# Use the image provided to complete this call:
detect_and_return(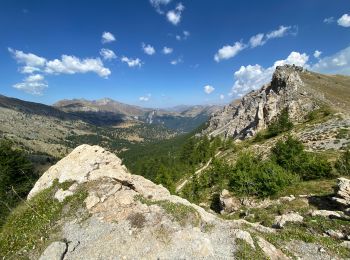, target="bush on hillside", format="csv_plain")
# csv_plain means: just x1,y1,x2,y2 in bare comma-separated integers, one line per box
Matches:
271,136,332,180
335,149,350,175
229,153,297,197
266,109,293,138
